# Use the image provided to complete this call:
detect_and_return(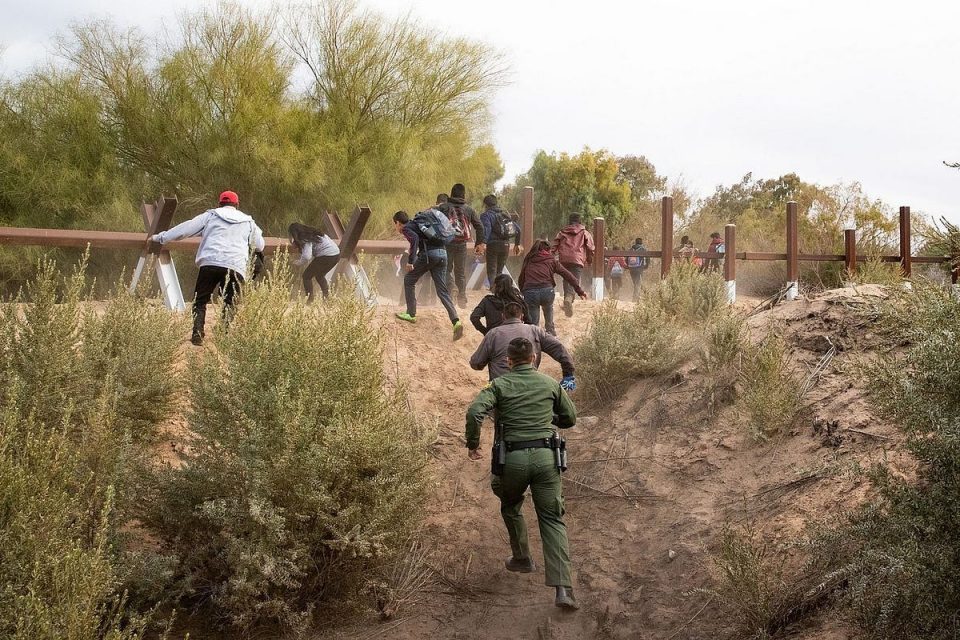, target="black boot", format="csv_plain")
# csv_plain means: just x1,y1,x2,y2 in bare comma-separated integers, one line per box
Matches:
504,556,536,573
191,305,206,346
555,586,579,610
